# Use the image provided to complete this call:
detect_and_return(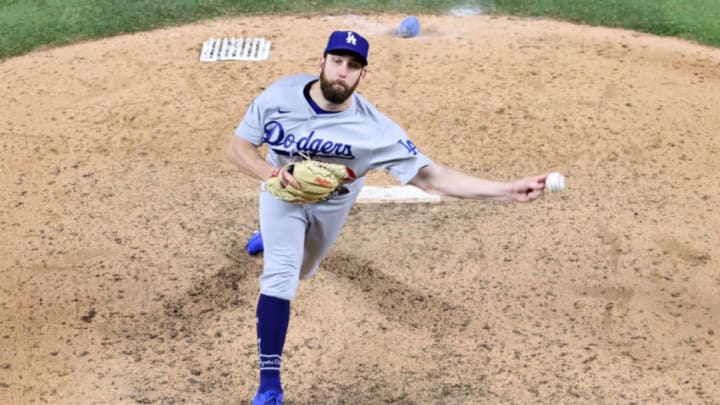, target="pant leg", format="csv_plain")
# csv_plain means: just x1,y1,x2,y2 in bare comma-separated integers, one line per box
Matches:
259,190,308,301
